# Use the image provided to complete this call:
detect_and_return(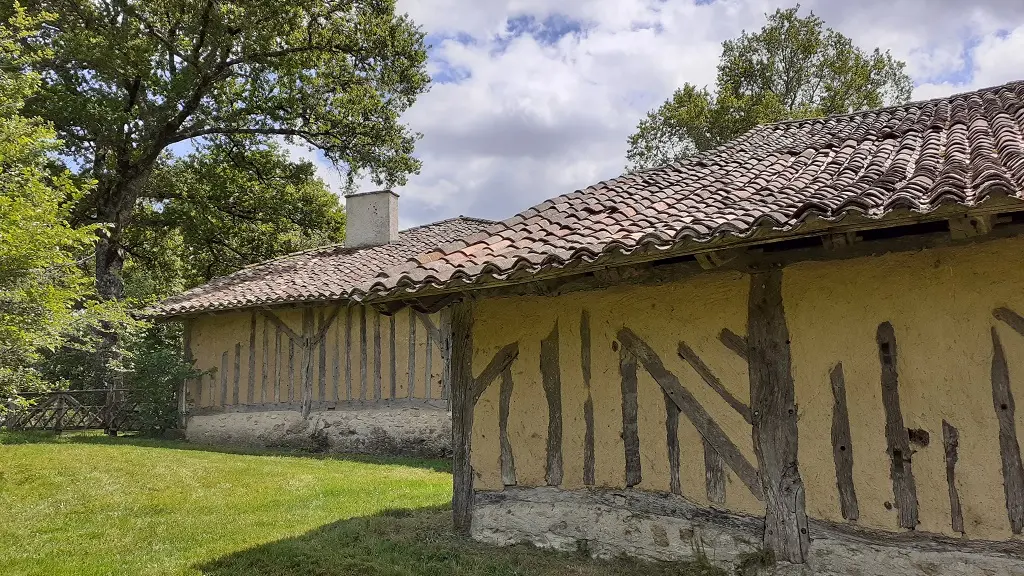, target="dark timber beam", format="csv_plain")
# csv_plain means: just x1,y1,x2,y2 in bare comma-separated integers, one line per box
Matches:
829,362,859,522
618,343,642,488
942,420,964,535
877,321,919,529
300,309,315,418
471,343,520,403
747,268,809,563
677,341,752,424
718,328,748,362
247,312,257,404
181,320,194,424
260,309,302,342
666,394,681,495
990,327,1024,534
617,328,761,498
581,310,596,486
994,307,1024,337
450,301,475,534
499,368,517,486
540,322,564,486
